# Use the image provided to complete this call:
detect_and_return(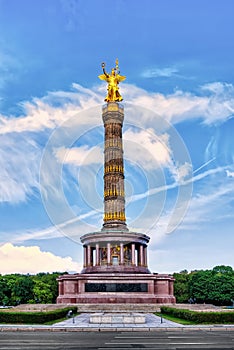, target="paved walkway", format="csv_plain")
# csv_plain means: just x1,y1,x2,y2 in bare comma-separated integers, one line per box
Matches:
0,313,233,332
53,313,183,329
